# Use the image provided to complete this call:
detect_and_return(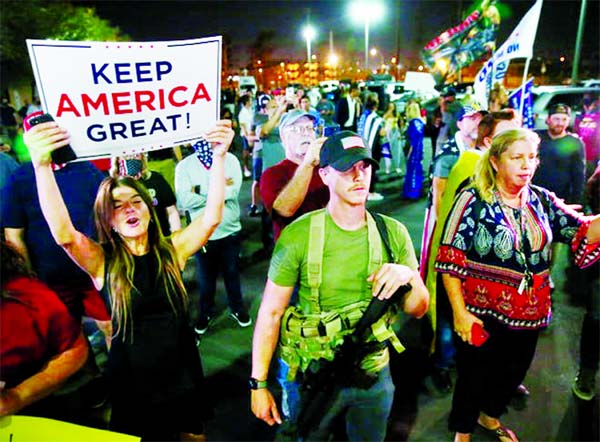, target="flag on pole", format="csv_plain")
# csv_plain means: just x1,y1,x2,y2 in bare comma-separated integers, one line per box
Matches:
421,0,500,83
508,78,535,128
474,0,544,109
